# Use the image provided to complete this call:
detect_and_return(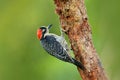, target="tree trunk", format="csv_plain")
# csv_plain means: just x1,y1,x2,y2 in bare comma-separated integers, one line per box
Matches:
54,0,108,80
